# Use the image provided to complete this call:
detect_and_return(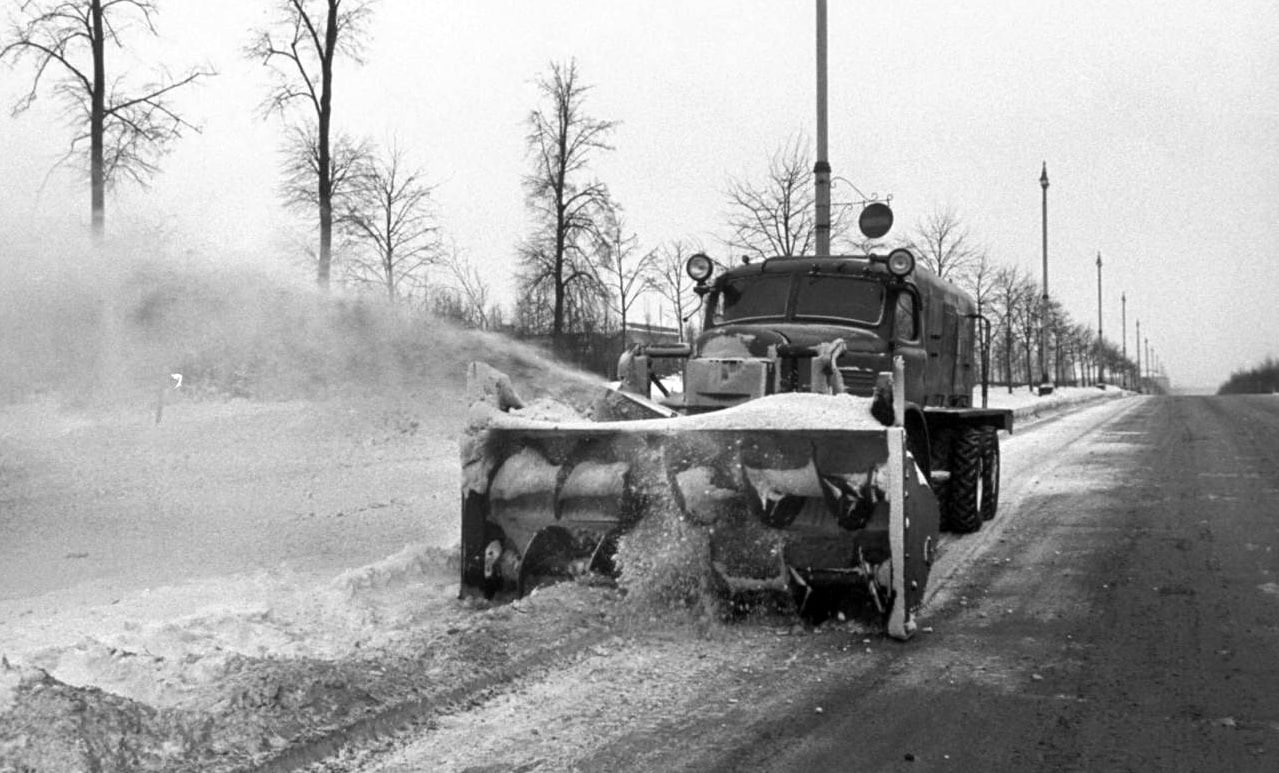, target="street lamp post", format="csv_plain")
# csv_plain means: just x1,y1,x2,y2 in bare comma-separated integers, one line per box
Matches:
813,0,831,258
1121,292,1127,389
1096,251,1104,386
1145,336,1152,389
1135,319,1142,393
1039,163,1052,395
